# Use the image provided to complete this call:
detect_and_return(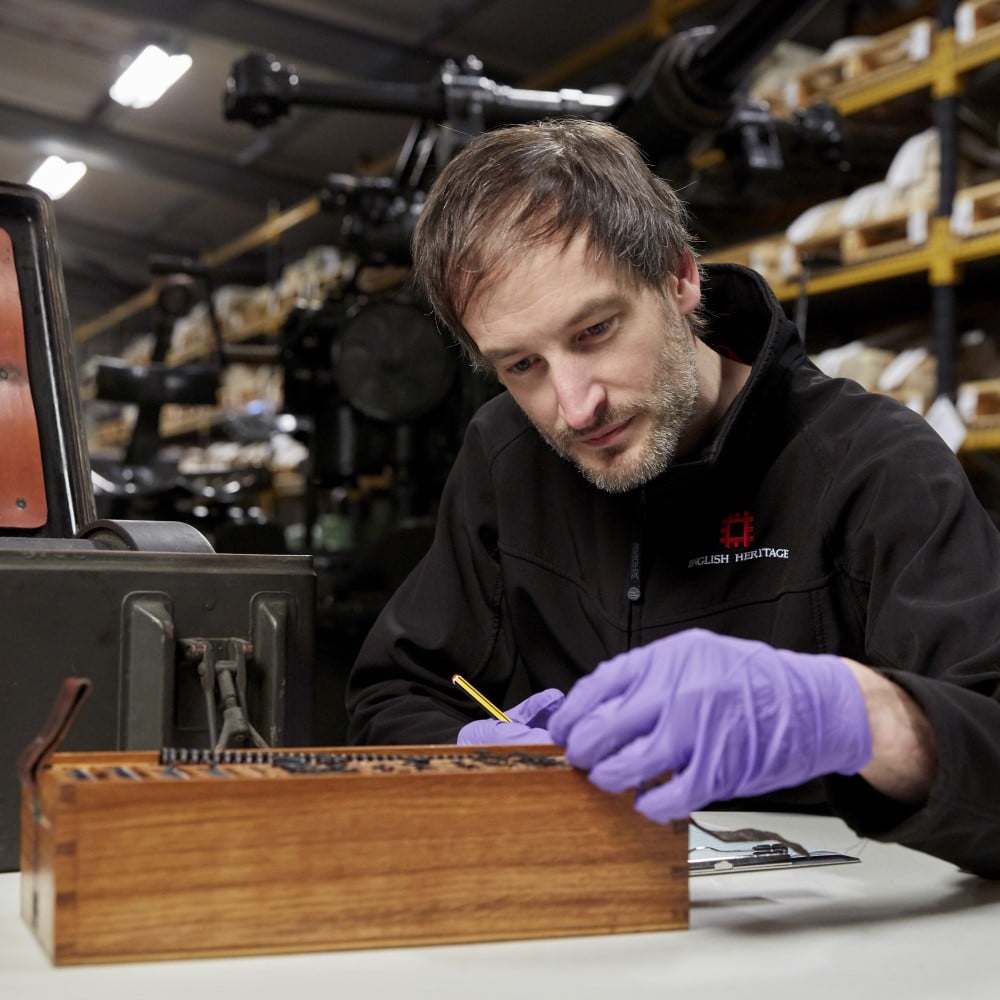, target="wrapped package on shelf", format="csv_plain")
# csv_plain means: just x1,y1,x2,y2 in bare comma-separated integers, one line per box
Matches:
787,19,934,107
238,283,284,330
710,72,913,279
169,283,281,363
277,246,352,311
158,365,282,438
748,40,822,118
848,18,934,76
784,36,873,107
178,440,272,473
120,332,155,365
875,346,937,412
701,234,798,285
952,178,1000,239
811,334,936,415
269,433,309,473
176,434,308,498
789,128,978,267
839,181,921,263
747,238,799,285
217,363,283,413
956,0,1000,44
957,330,1000,429
158,402,219,438
809,341,897,391
211,285,259,340
169,302,212,362
811,319,1000,424
885,128,944,210
786,197,849,264
958,378,1000,427
957,328,1000,384
838,129,956,263
87,404,137,452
